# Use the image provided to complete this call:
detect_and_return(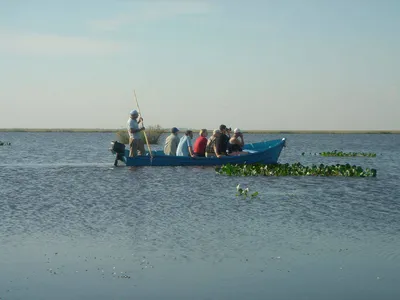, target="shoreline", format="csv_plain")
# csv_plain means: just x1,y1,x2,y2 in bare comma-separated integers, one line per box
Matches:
0,128,399,134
